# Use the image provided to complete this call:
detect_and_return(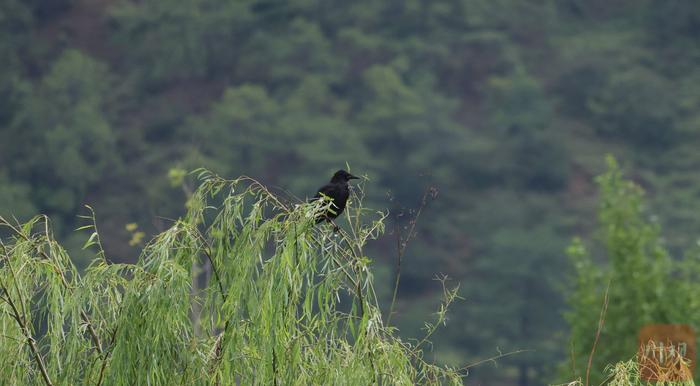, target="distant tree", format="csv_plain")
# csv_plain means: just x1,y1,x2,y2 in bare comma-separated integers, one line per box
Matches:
25,0,74,21
355,63,462,201
644,0,700,75
235,18,341,89
587,66,679,149
563,156,700,385
485,69,568,190
0,0,32,126
110,0,256,83
0,172,37,220
179,80,368,192
6,49,117,223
